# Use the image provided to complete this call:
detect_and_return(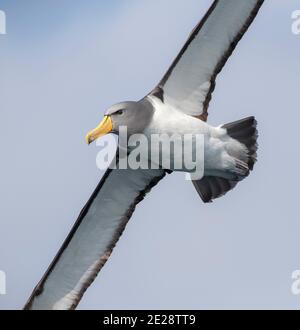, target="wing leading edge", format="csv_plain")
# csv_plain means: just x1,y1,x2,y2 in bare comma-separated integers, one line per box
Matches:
25,165,167,310
151,0,264,121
